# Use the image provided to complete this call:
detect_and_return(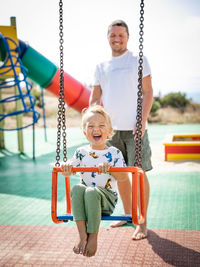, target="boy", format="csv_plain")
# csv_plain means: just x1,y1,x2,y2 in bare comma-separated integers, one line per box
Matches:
61,105,129,257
